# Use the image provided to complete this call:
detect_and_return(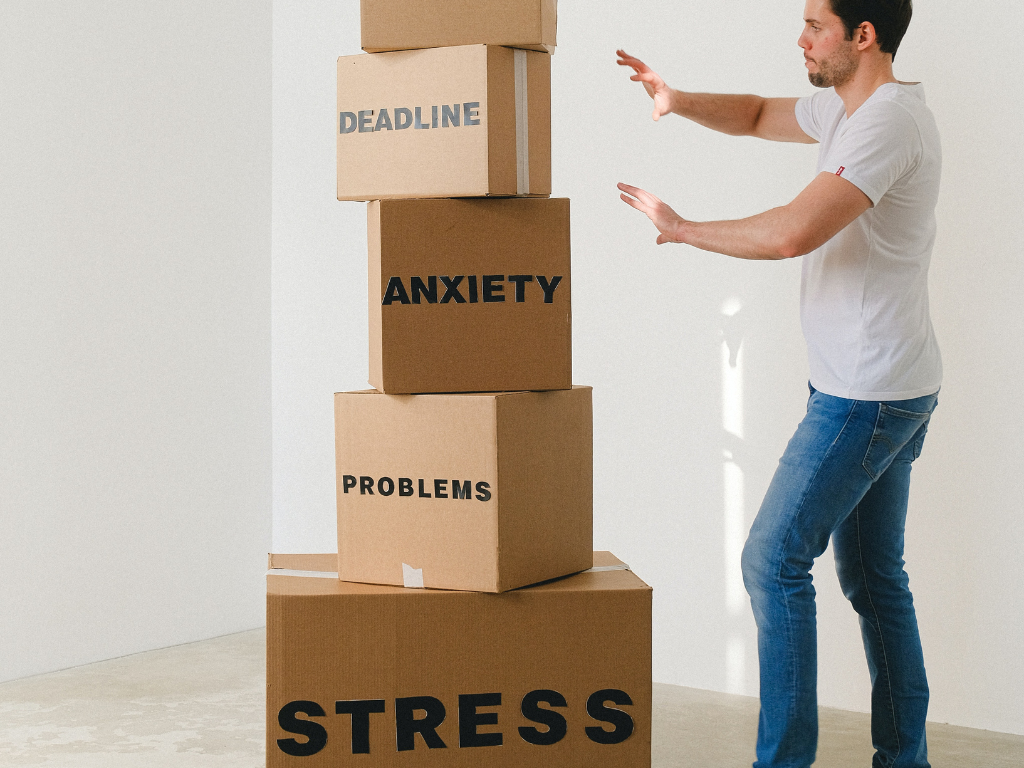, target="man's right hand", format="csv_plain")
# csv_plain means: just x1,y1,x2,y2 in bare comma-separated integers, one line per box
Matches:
615,50,814,143
616,49,674,122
